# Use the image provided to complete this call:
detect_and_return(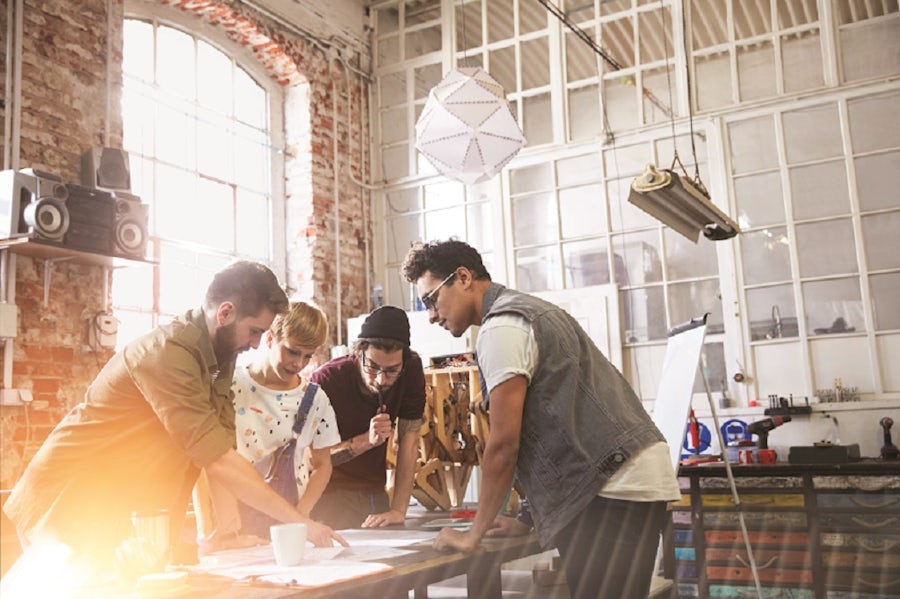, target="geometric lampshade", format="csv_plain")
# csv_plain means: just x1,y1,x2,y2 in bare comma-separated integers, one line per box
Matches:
415,67,526,185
